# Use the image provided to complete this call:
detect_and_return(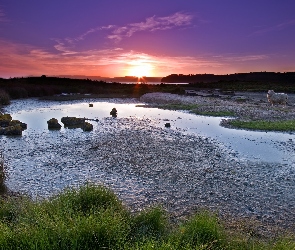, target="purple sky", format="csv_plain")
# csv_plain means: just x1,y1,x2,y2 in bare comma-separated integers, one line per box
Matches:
1,0,295,78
